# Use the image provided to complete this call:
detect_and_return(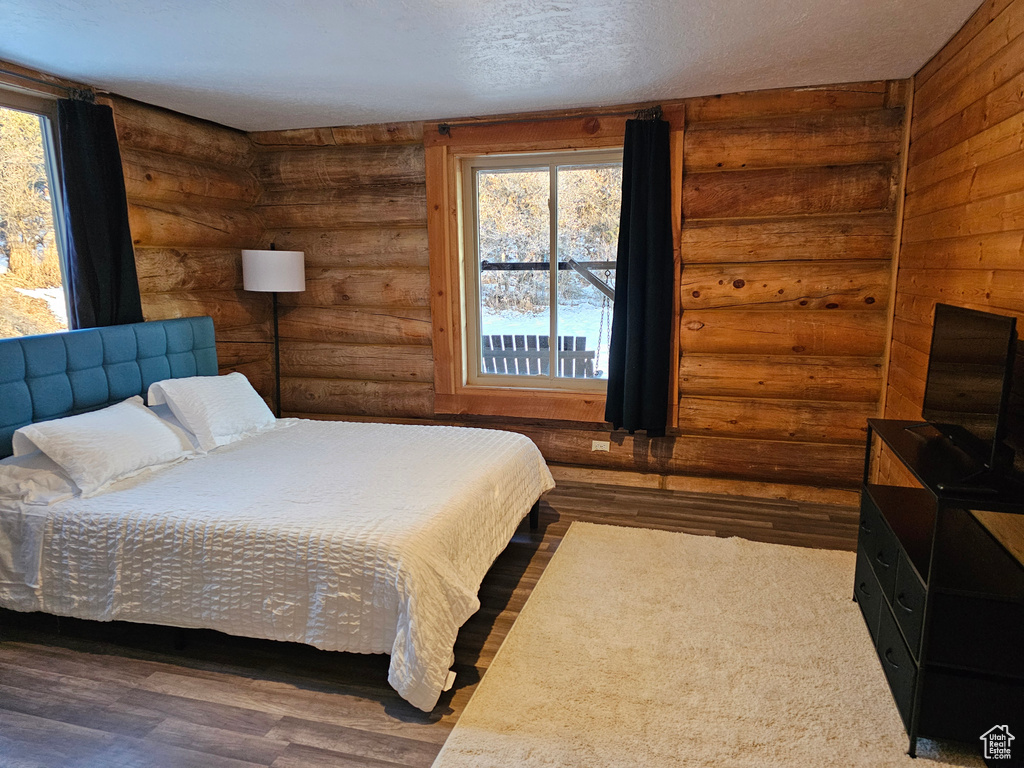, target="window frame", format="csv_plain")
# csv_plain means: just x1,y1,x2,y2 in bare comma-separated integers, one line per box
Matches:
461,148,622,392
426,111,682,424
0,87,71,329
